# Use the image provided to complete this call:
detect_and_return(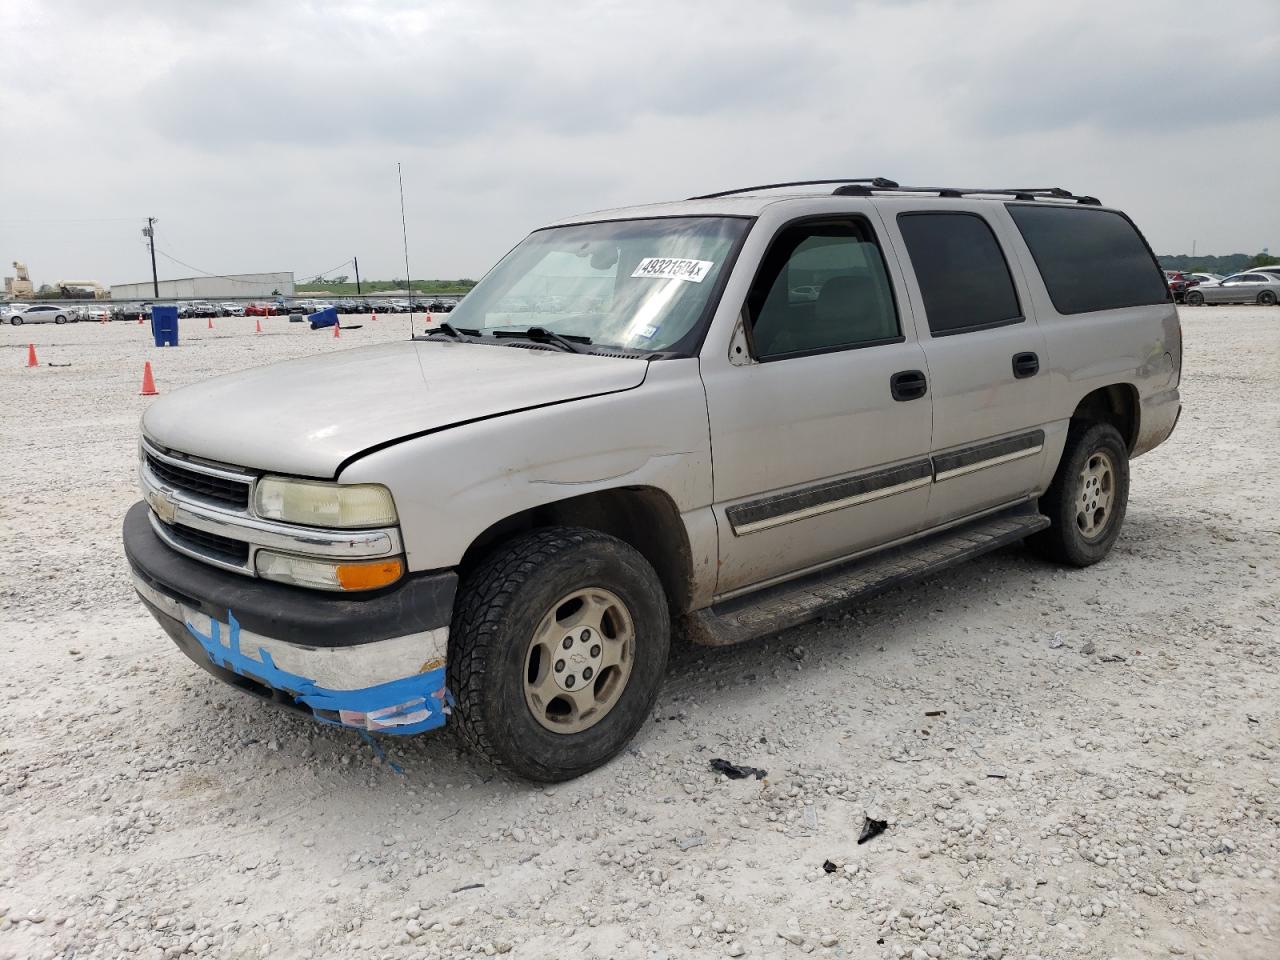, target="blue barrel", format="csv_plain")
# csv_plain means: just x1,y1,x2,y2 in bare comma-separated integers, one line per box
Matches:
151,305,179,347
308,307,339,330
